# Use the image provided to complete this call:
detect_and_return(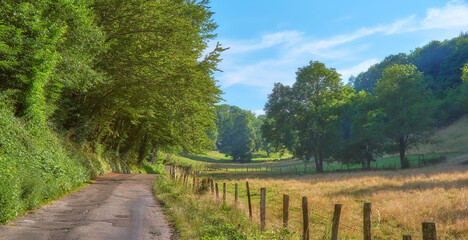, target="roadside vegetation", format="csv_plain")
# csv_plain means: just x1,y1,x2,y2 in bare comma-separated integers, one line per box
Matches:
0,0,220,223
154,175,256,239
